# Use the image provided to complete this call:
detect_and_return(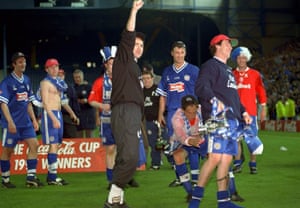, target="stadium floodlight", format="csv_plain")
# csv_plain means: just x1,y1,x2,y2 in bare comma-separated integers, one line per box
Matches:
39,0,56,8
71,0,88,8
